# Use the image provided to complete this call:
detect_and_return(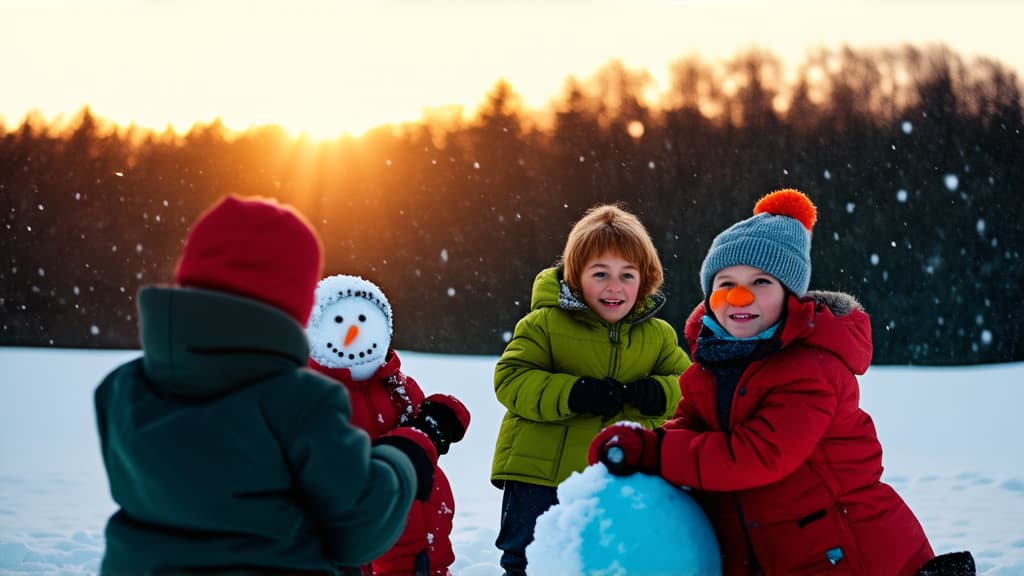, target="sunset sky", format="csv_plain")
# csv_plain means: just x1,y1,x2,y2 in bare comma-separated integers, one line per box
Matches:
2,0,1022,139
